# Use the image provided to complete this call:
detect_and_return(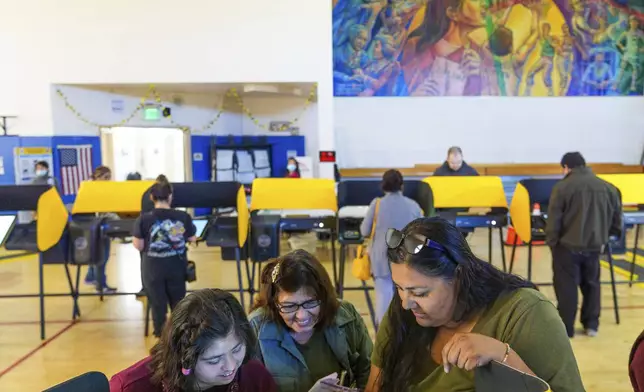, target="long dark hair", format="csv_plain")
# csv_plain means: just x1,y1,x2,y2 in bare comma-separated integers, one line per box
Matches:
409,0,464,52
377,217,535,392
252,249,339,330
149,289,257,392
